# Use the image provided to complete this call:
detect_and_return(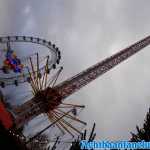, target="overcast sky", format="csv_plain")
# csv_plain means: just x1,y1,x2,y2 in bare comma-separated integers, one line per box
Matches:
1,0,150,141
